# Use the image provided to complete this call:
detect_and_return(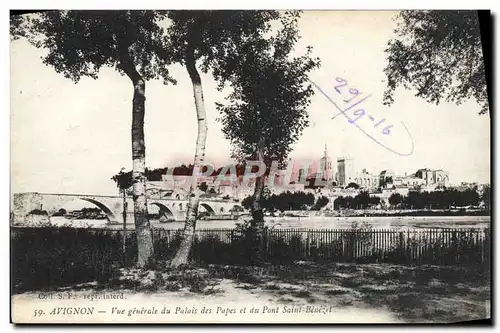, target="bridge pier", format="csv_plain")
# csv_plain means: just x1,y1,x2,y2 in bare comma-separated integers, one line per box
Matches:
12,193,44,224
